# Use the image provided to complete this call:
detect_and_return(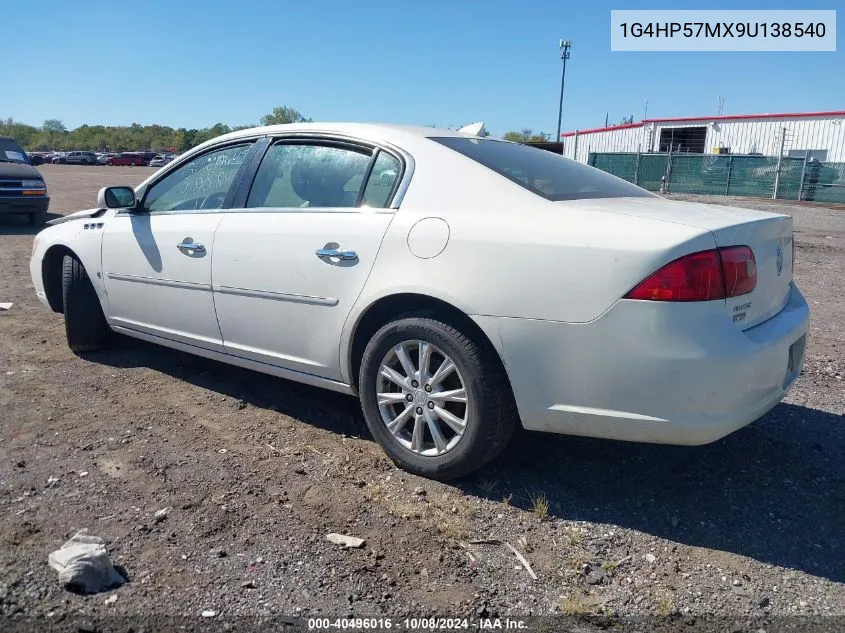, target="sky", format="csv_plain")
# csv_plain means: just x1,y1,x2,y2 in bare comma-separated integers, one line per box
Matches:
6,0,843,137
